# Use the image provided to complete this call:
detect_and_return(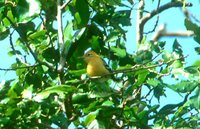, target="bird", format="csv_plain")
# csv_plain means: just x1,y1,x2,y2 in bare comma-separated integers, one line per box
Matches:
82,50,111,79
